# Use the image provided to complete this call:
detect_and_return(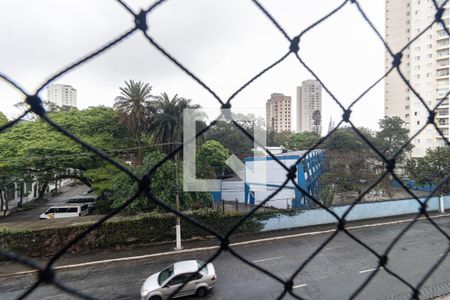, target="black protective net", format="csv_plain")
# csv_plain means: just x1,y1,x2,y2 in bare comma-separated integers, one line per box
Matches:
0,1,449,299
